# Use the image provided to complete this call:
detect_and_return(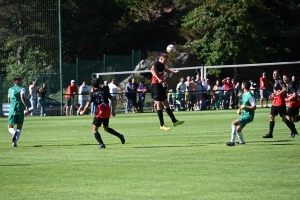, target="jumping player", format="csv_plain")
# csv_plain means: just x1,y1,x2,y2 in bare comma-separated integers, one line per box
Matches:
150,53,184,131
283,74,299,138
263,70,298,138
7,76,29,147
226,81,256,146
80,78,125,149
